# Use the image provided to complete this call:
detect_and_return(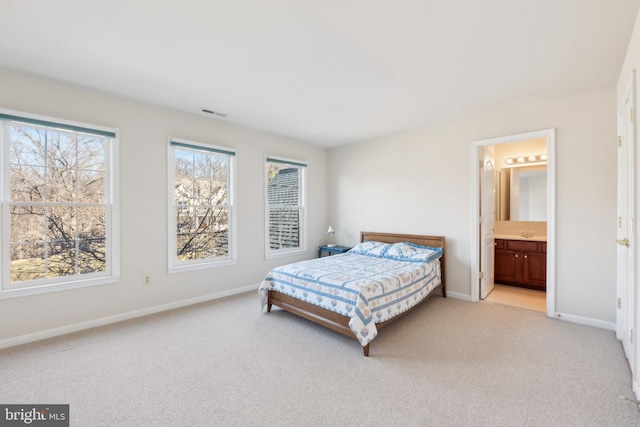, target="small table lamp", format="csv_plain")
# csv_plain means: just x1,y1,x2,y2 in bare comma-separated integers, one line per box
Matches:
327,226,336,247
